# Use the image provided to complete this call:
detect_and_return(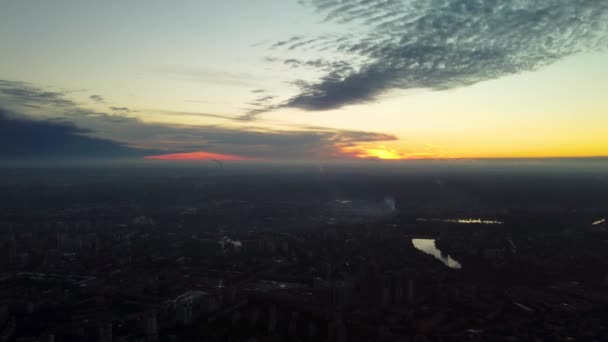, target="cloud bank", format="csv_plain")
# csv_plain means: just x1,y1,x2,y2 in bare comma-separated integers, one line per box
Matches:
268,0,608,111
0,80,397,161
